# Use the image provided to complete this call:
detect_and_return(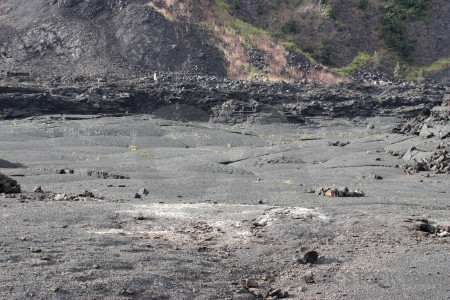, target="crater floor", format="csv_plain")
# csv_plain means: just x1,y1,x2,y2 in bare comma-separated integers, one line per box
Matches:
0,115,448,299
